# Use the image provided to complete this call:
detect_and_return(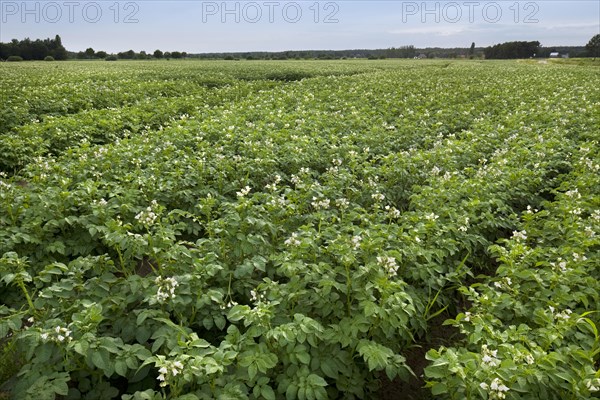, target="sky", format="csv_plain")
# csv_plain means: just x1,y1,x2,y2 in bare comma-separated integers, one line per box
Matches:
0,1,598,53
